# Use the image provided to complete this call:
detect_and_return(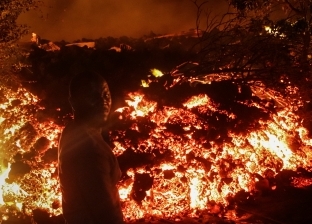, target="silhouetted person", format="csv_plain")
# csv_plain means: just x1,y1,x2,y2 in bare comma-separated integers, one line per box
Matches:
58,71,124,224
